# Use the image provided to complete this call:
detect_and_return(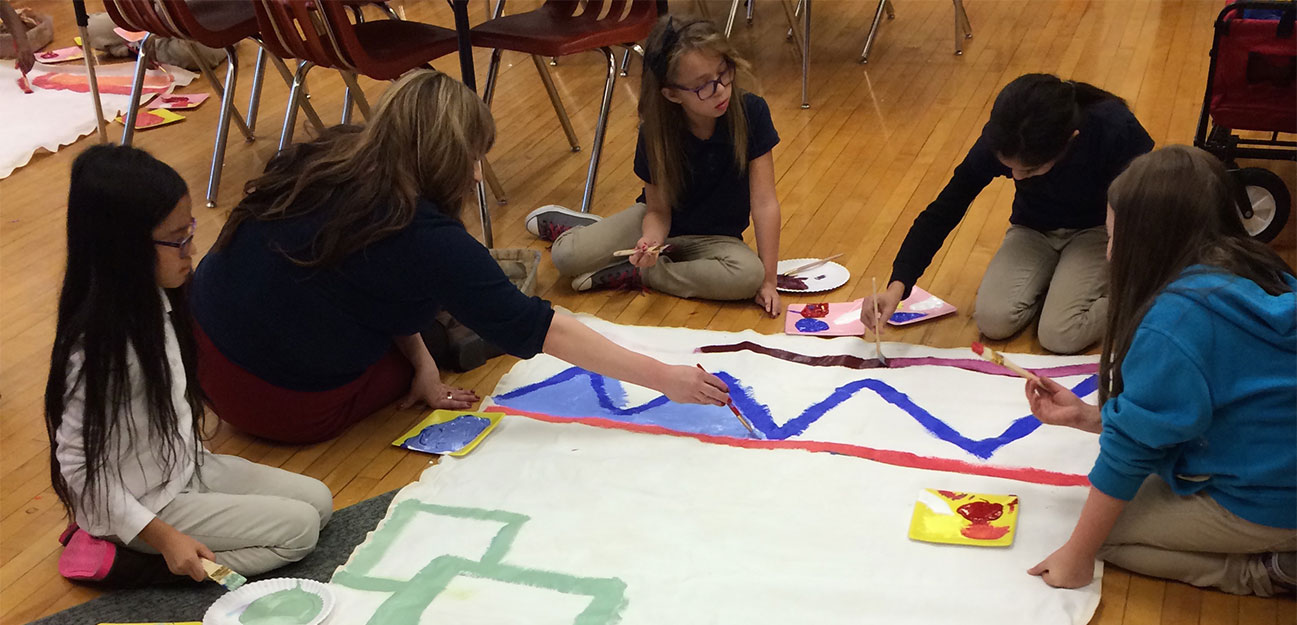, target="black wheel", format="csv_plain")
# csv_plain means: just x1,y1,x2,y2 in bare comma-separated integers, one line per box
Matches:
1234,167,1292,243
